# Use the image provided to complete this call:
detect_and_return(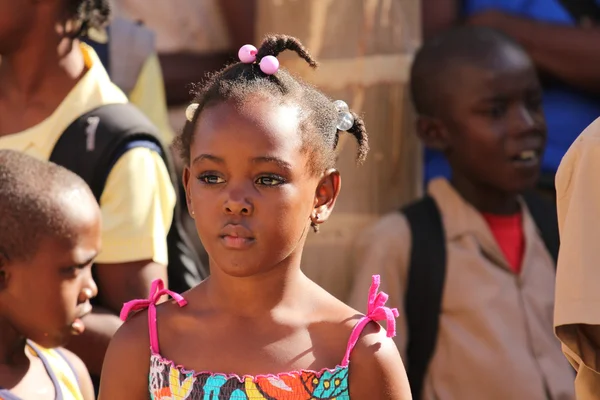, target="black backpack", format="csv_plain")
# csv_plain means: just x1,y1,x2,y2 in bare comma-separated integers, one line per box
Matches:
49,103,209,293
401,192,559,399
557,0,600,24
